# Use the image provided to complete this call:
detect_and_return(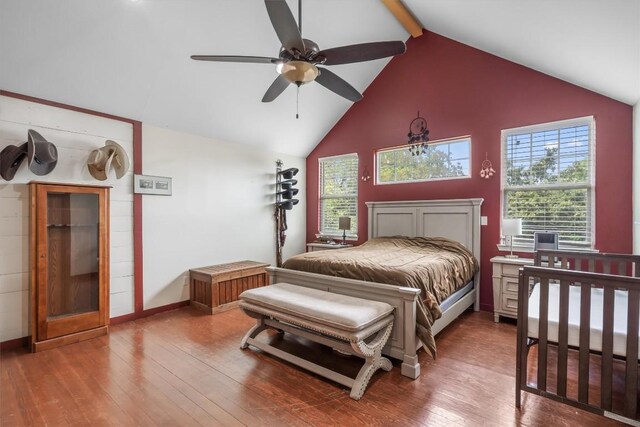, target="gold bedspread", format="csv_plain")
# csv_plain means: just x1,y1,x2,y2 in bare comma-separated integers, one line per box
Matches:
282,236,478,357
